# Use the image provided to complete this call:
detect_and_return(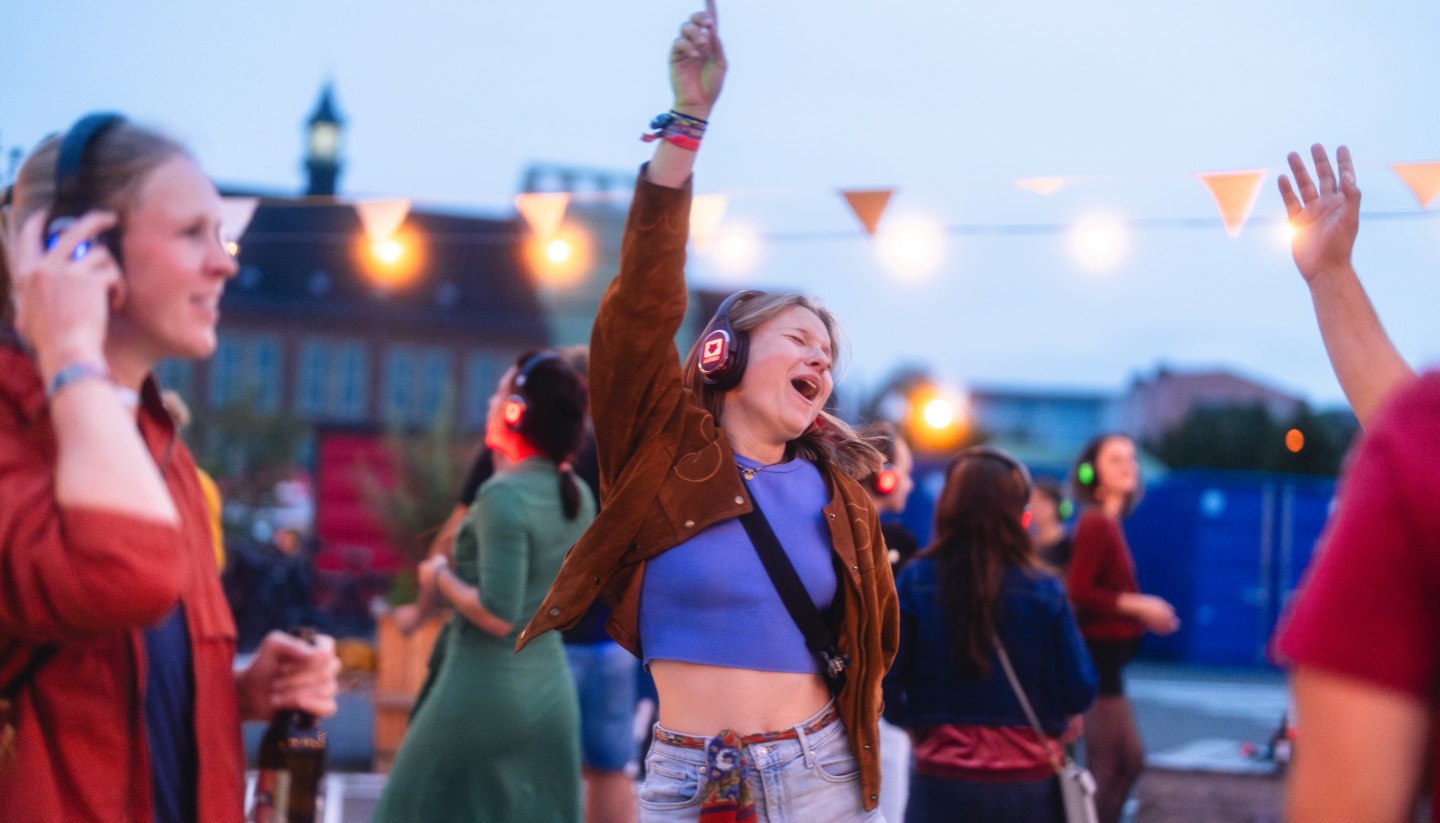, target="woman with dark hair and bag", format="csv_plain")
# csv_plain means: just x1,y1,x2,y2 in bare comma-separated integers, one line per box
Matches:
1066,433,1179,823
0,115,339,821
372,350,595,822
515,3,898,820
884,447,1097,822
